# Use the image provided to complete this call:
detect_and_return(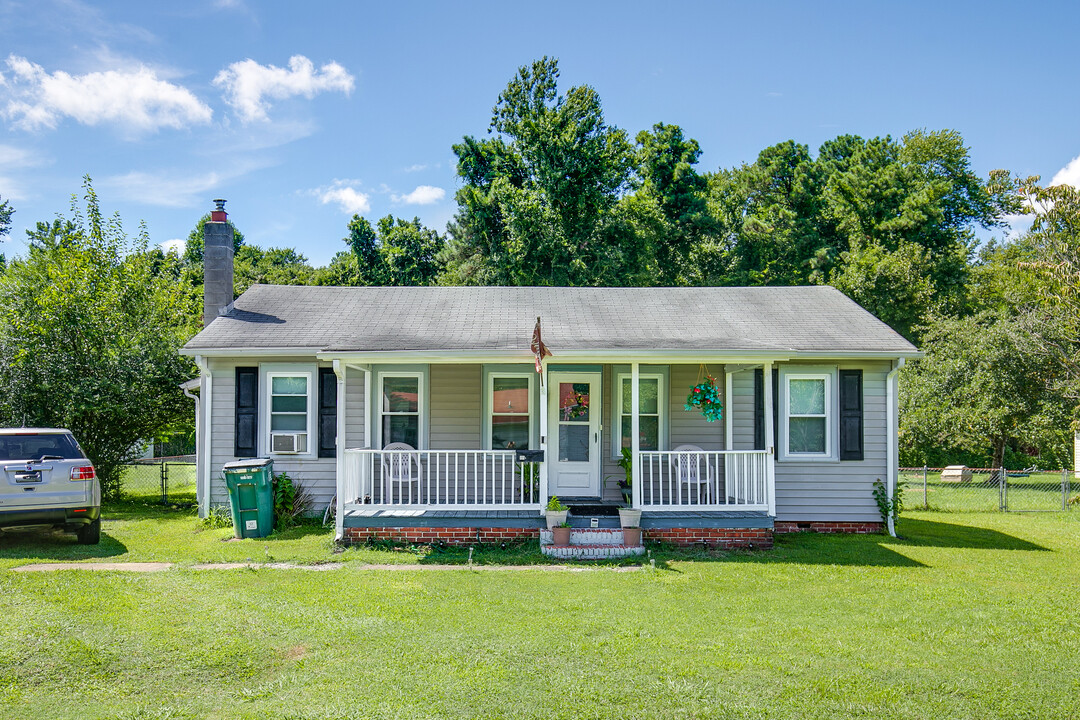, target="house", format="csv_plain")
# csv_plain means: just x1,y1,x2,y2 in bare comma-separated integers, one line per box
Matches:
180,207,920,551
